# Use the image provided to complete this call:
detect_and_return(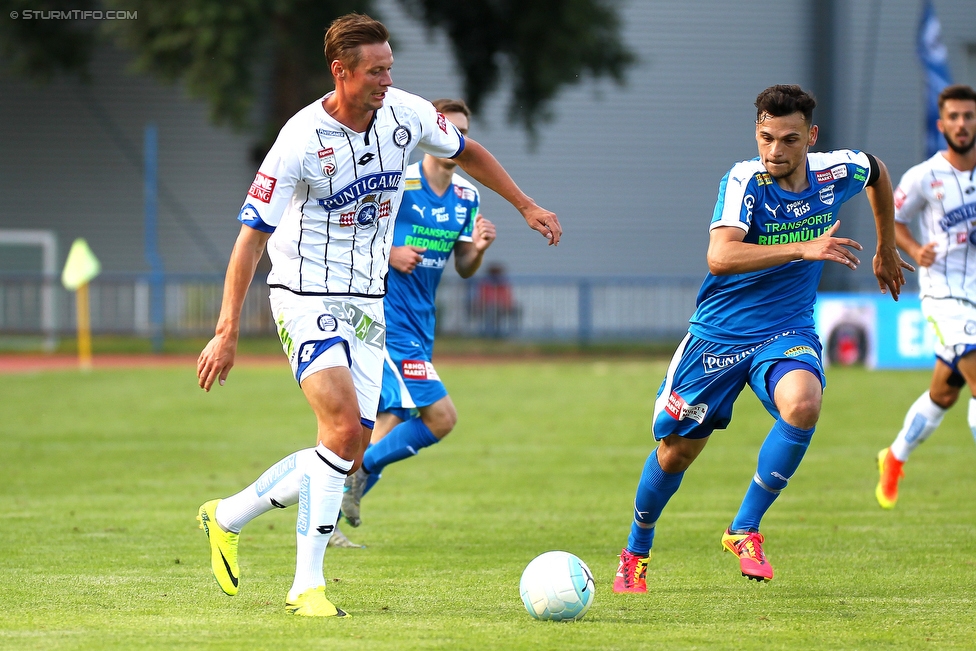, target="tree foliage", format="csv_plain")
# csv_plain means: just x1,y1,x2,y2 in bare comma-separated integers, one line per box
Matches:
0,0,634,139
399,0,634,132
